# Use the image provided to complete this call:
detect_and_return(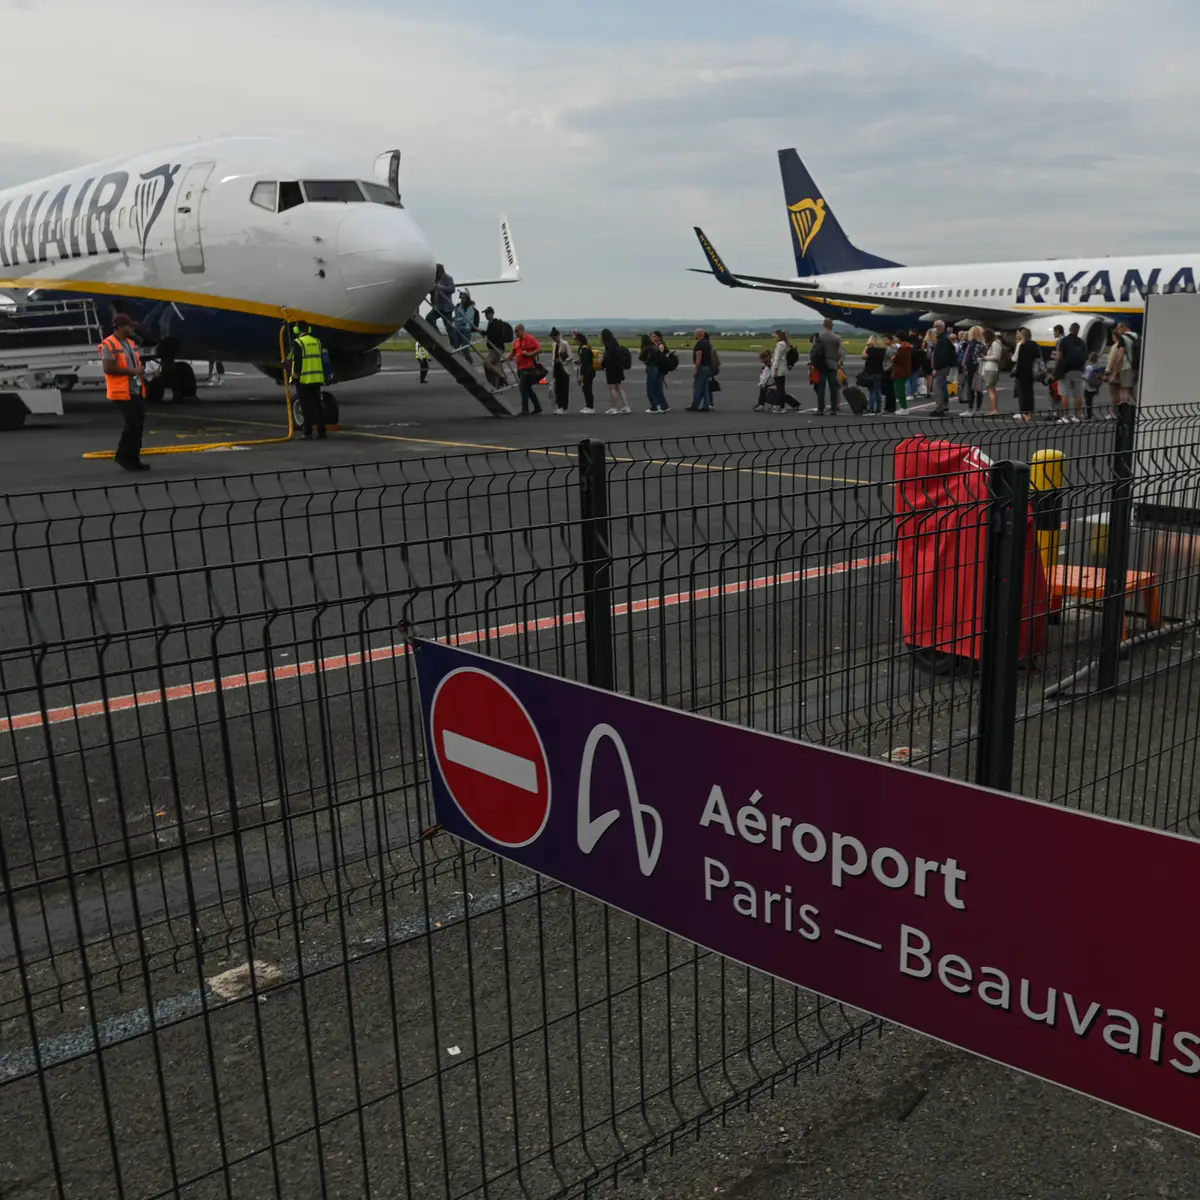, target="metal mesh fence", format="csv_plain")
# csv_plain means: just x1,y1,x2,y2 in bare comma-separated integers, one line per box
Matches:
1,409,1198,1197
